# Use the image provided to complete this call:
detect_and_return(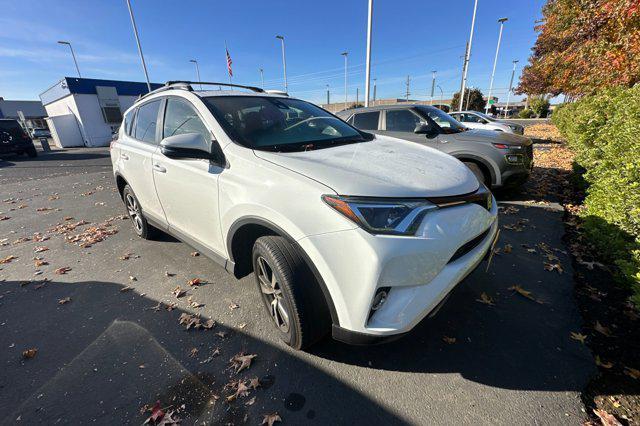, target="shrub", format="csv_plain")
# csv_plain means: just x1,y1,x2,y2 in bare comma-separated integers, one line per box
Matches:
553,85,640,305
529,96,550,118
519,109,534,118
